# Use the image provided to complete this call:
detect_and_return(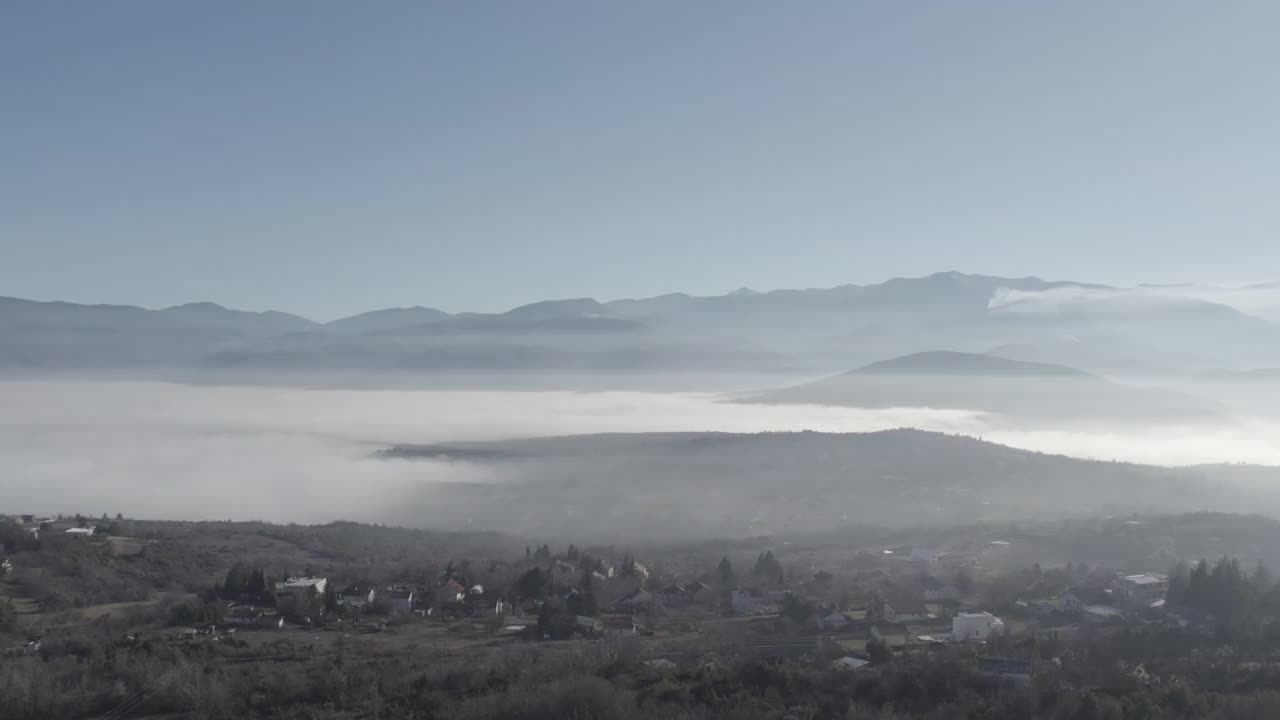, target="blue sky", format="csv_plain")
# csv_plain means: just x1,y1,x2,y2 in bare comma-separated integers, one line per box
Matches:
4,1,1279,319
